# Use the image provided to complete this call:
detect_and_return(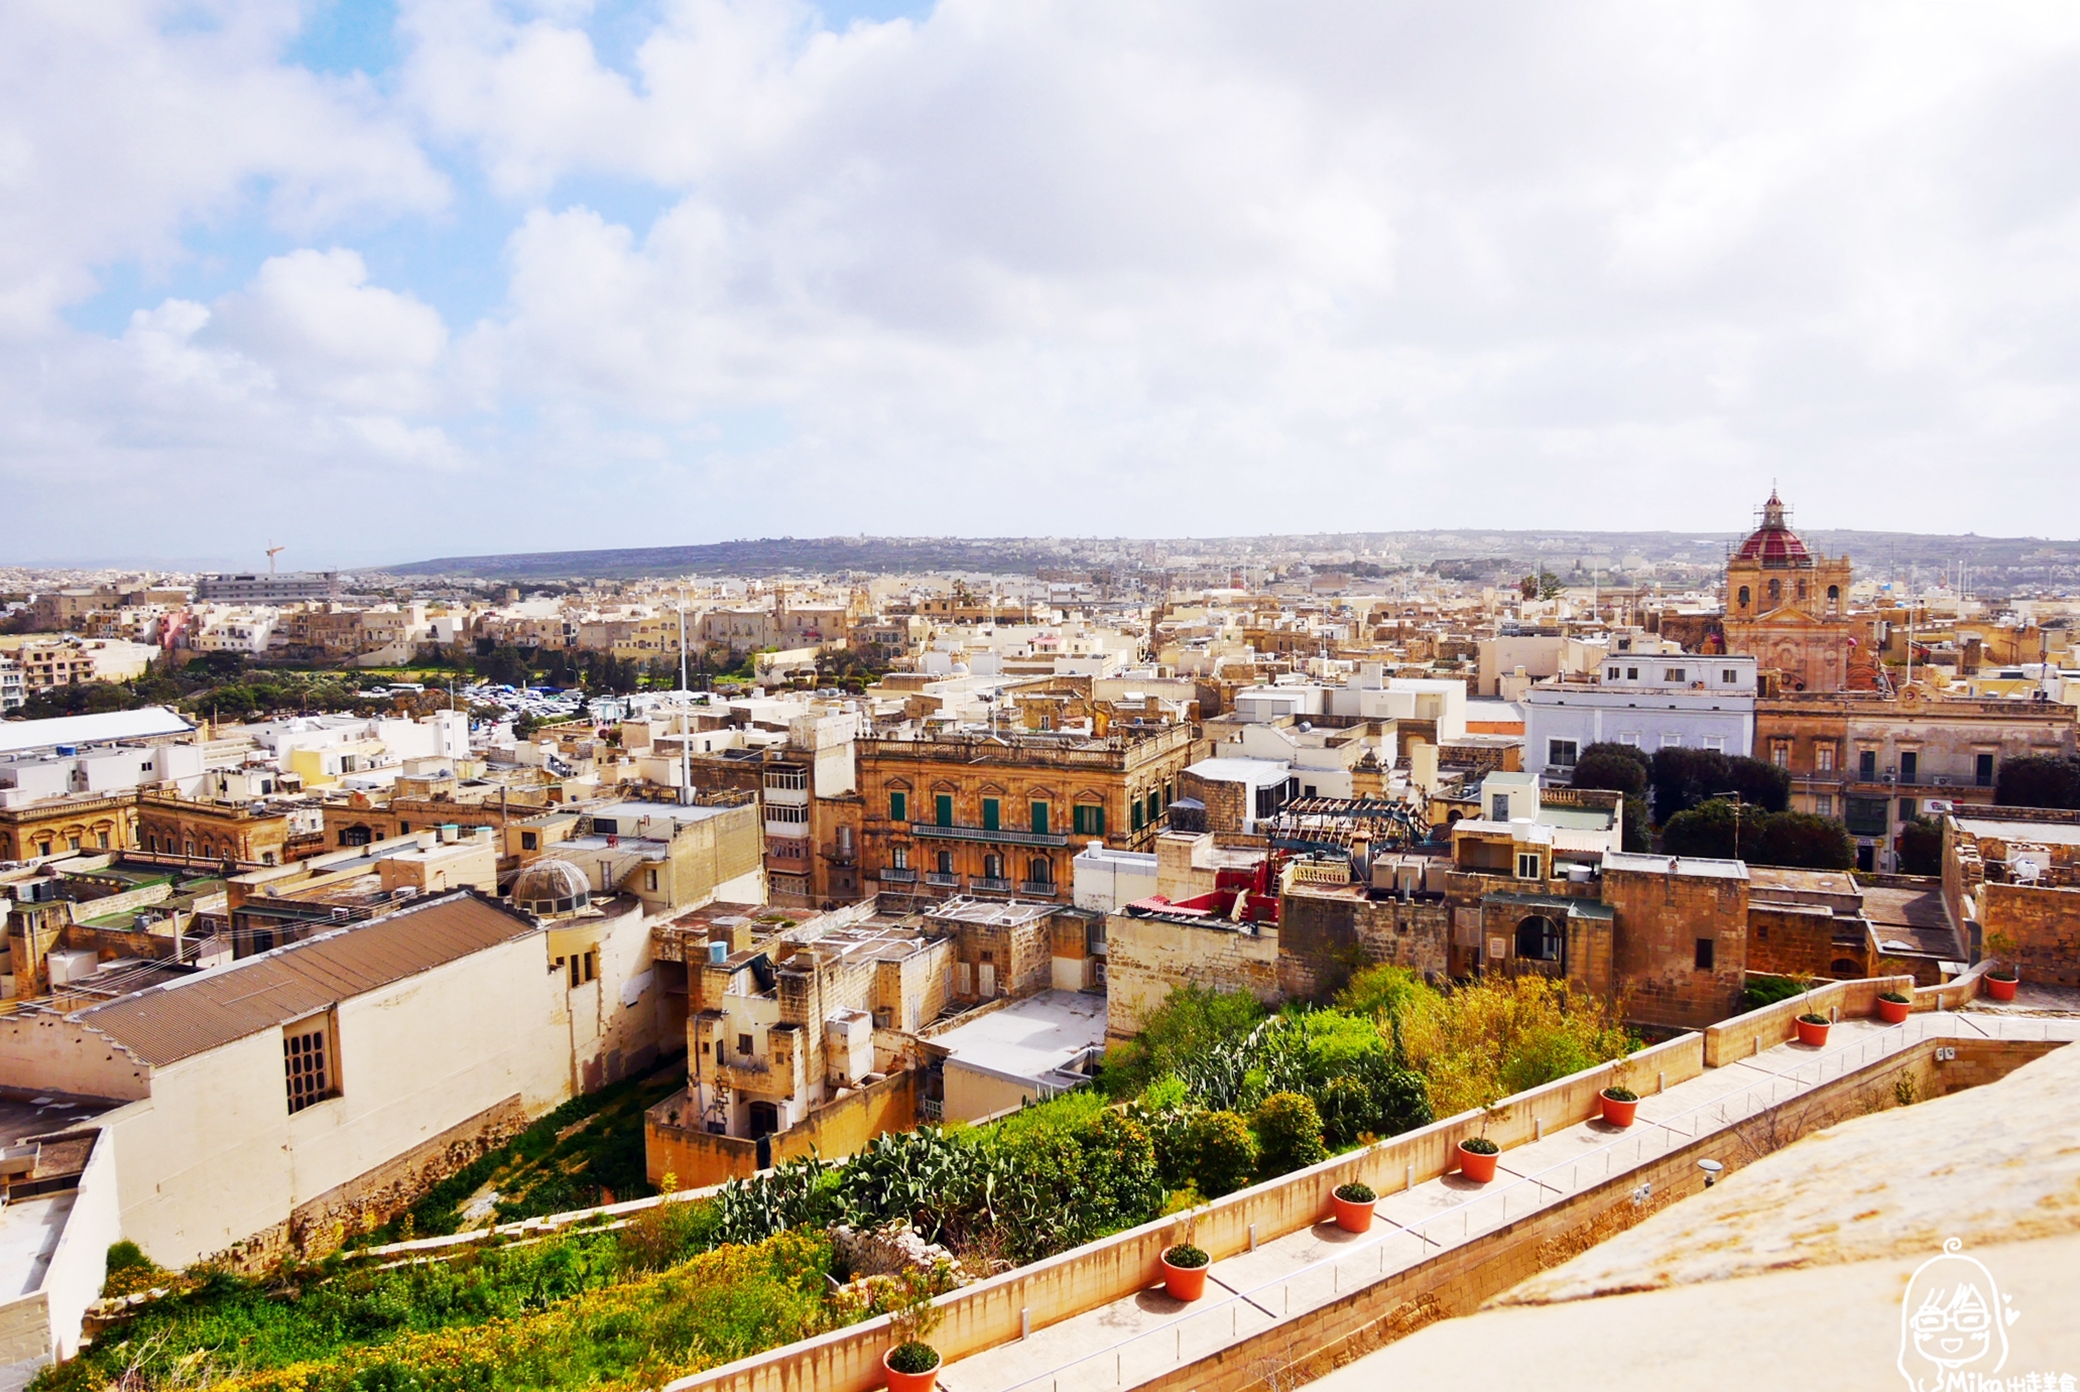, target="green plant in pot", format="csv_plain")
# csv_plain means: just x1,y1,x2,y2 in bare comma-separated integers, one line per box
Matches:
882,1261,950,1392
1330,1179,1377,1233
1983,929,2020,1001
1794,977,1831,1047
1161,1206,1212,1302
1599,1060,1640,1128
1457,1100,1504,1183
1876,989,1912,1025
